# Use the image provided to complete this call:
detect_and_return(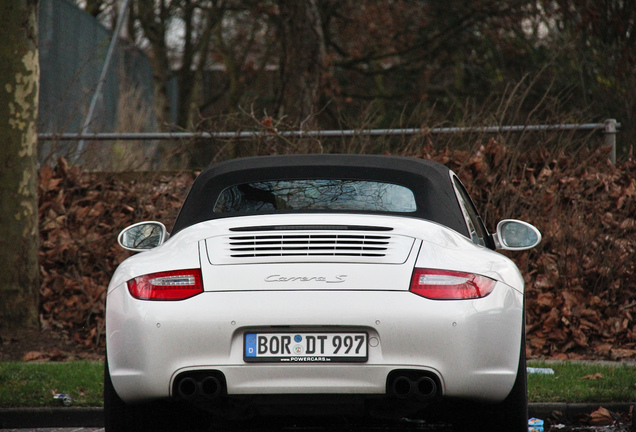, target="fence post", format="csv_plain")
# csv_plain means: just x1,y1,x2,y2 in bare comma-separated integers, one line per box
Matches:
604,118,617,164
